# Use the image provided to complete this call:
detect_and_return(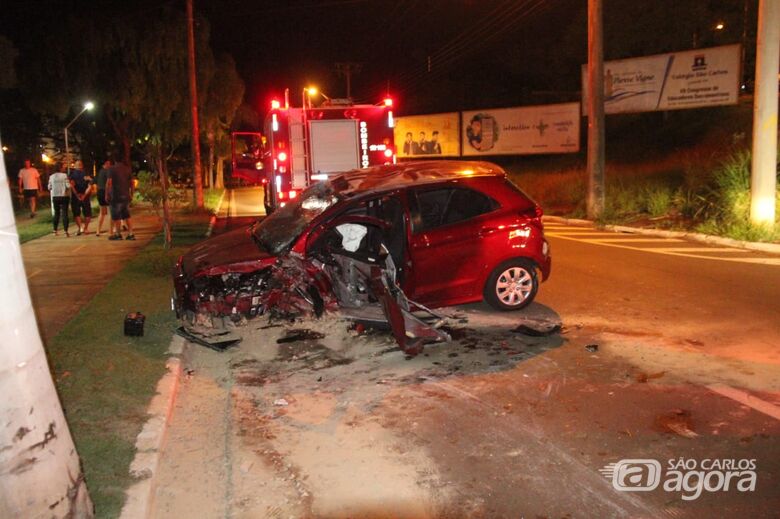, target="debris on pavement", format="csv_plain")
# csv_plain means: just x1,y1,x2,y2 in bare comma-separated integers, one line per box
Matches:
273,398,289,407
124,311,146,336
176,326,242,350
585,344,599,353
512,322,561,337
655,409,699,438
277,329,327,344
